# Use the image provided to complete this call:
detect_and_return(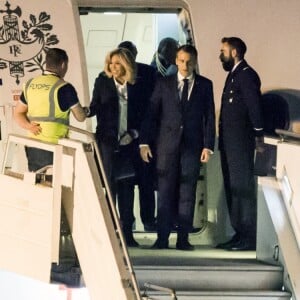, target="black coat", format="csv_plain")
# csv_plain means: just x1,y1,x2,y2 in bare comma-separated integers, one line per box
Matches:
89,63,156,148
218,60,264,239
219,60,264,153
